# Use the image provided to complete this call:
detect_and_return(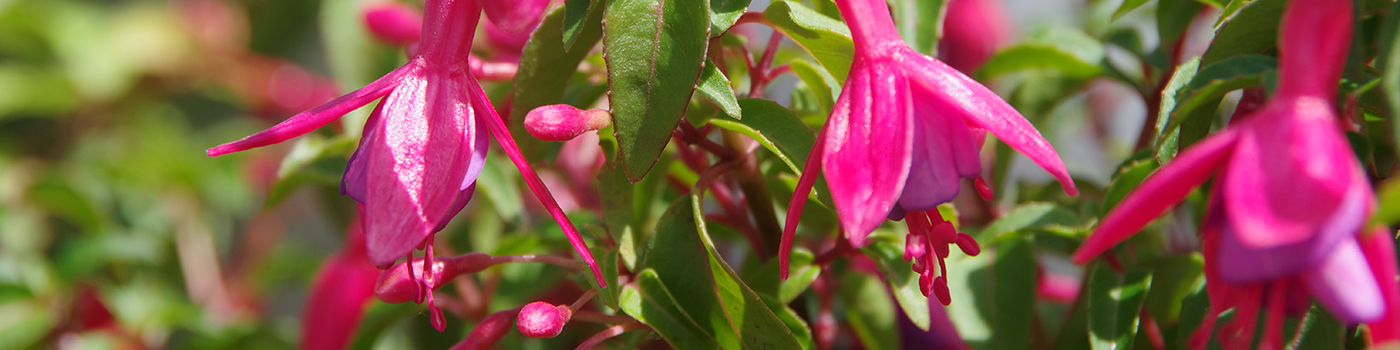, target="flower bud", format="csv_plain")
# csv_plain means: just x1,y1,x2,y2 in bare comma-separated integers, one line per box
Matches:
516,301,572,338
363,2,422,45
954,233,981,256
933,276,952,306
525,105,612,141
